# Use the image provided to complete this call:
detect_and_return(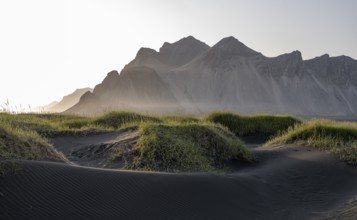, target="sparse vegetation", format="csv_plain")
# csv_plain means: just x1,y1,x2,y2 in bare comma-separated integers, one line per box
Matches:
206,112,301,136
266,119,357,164
127,123,254,172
